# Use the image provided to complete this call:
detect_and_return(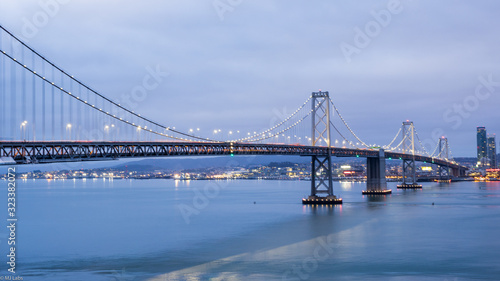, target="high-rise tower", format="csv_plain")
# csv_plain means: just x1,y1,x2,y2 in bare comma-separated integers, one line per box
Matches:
477,127,487,167
487,135,497,168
